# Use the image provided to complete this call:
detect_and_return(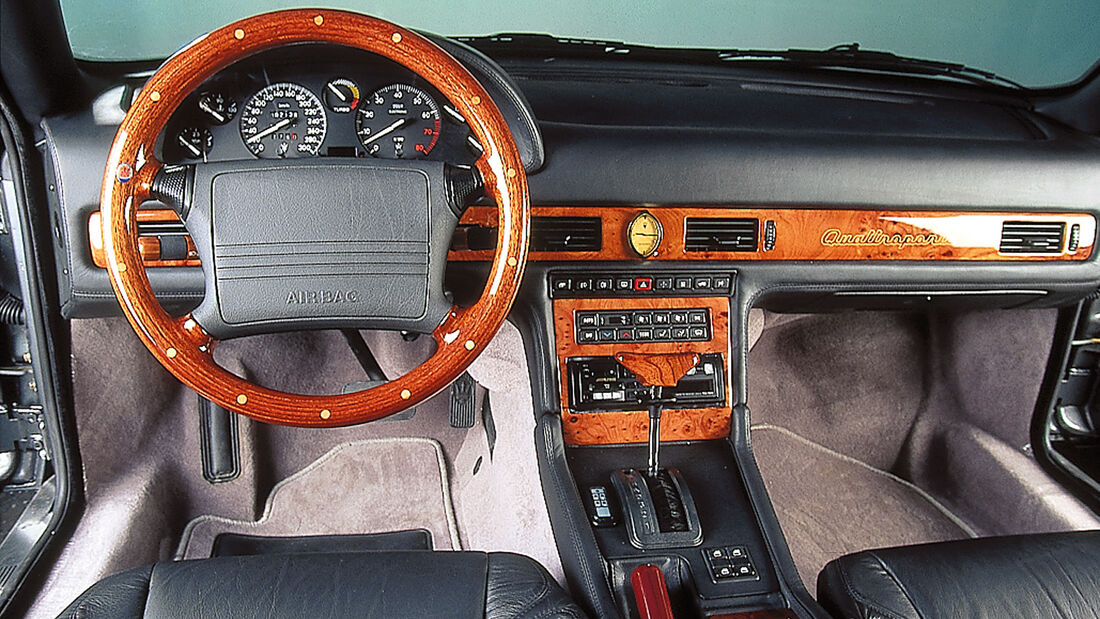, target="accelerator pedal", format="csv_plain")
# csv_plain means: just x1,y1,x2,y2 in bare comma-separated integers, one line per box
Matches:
449,372,477,428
